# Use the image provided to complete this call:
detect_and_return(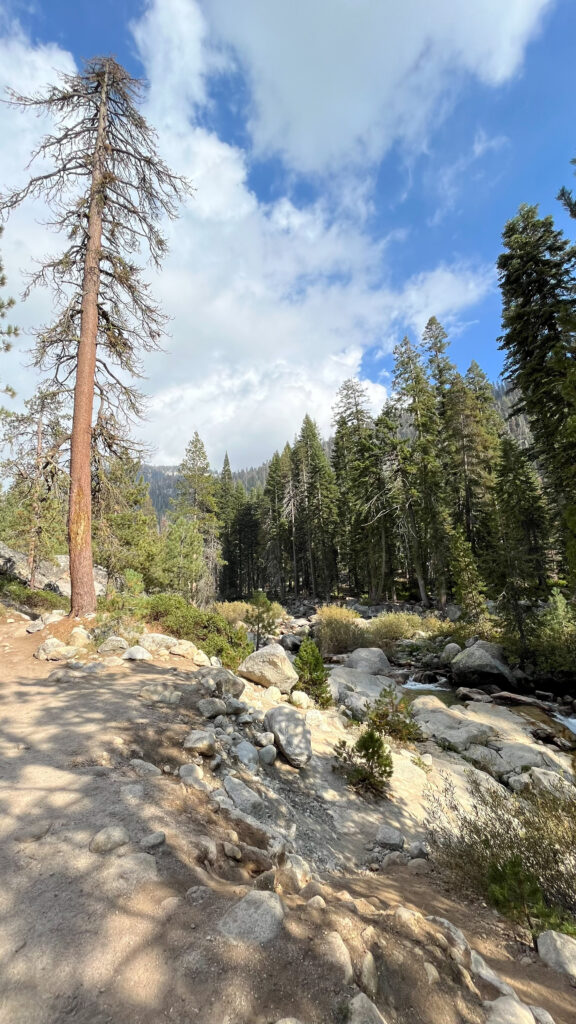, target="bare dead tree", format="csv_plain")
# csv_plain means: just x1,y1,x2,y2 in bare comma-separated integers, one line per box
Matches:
0,57,190,614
